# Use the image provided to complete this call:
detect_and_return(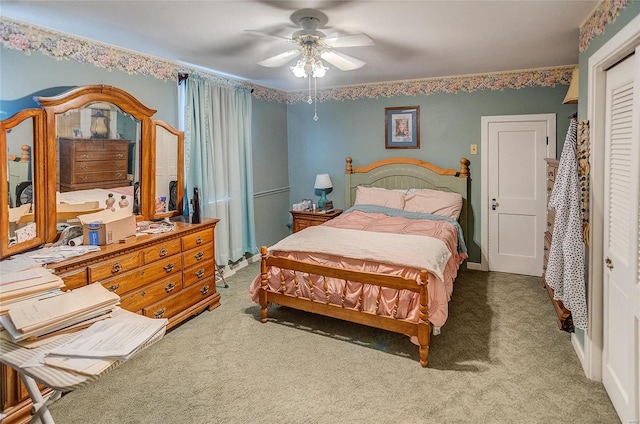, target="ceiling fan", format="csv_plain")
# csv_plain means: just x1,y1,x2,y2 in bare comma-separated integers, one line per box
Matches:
249,8,374,77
